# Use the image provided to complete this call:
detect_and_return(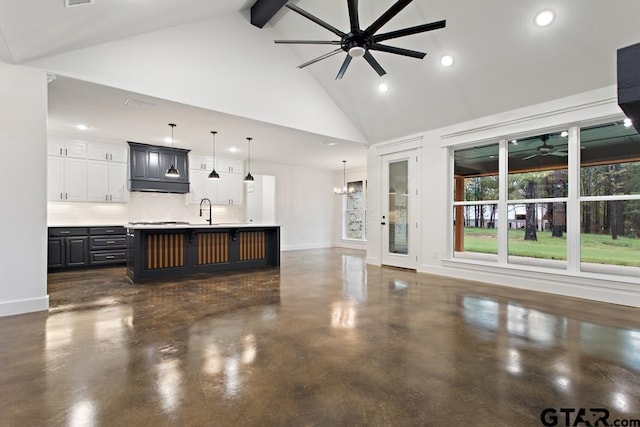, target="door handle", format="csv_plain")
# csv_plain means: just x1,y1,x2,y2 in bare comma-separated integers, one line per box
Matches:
381,222,386,225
